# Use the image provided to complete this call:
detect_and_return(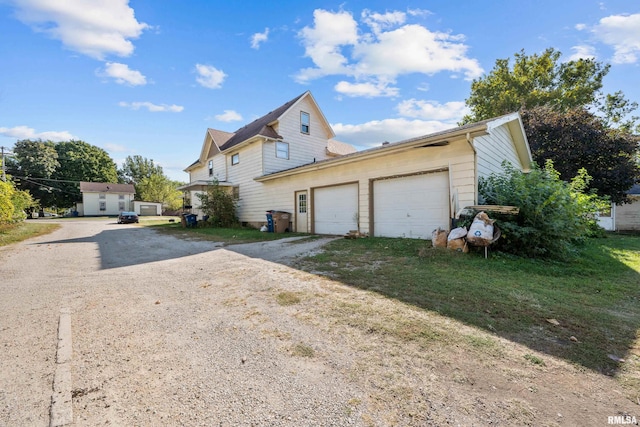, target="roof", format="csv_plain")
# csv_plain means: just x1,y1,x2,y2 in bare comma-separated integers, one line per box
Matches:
79,182,135,194
256,112,529,182
628,184,640,195
327,139,357,156
218,92,307,152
